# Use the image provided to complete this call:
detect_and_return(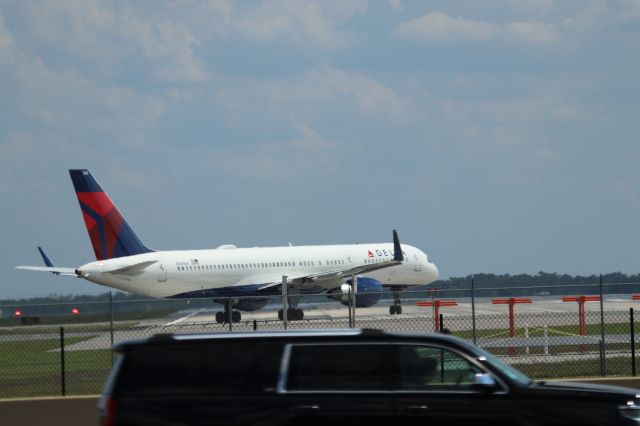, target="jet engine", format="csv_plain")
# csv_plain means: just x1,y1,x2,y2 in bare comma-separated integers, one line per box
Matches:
327,277,383,308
